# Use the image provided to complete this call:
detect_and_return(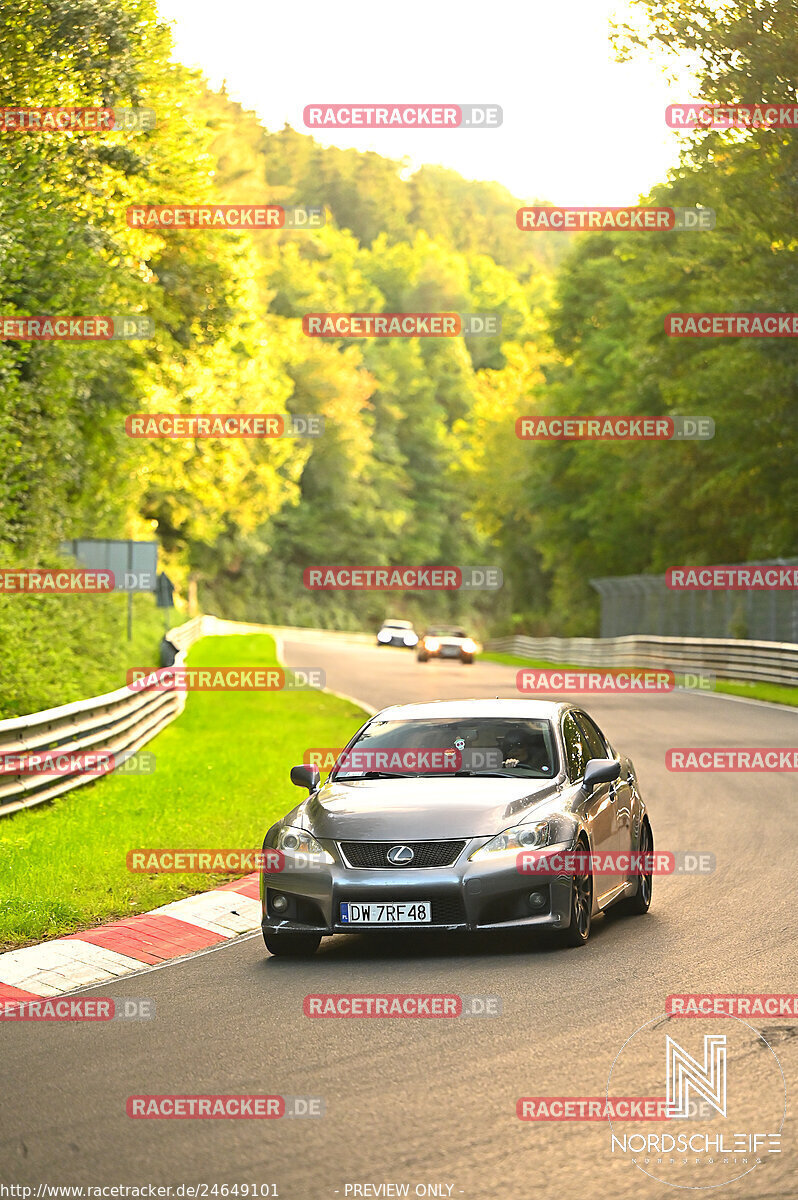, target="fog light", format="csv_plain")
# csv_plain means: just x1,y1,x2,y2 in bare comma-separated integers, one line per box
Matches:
271,893,288,912
528,890,547,911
